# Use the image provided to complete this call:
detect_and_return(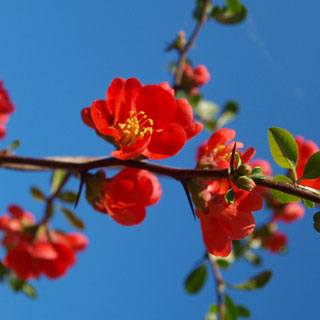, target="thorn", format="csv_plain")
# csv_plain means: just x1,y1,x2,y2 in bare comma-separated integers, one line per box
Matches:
74,171,86,209
180,179,196,220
